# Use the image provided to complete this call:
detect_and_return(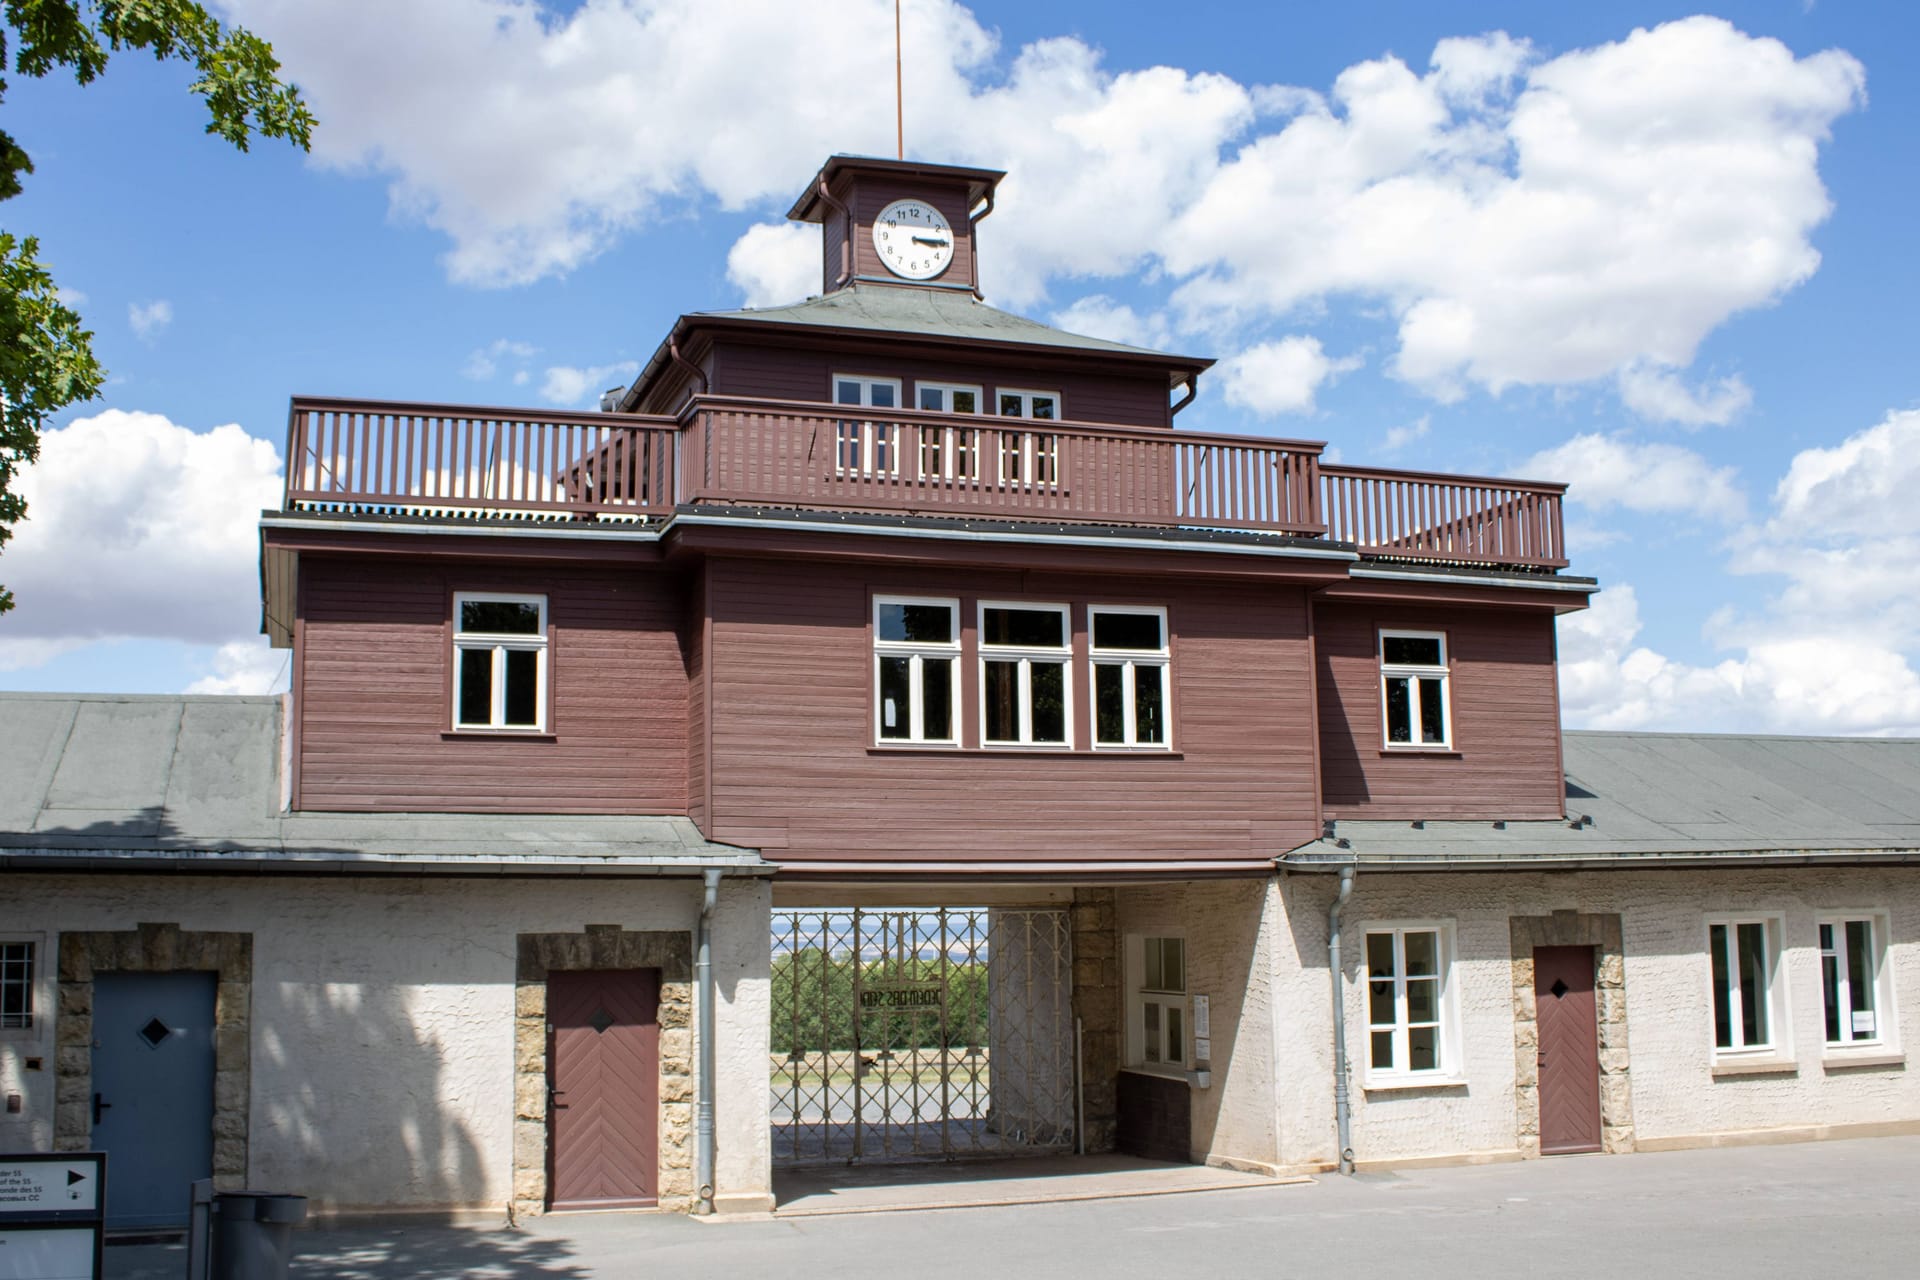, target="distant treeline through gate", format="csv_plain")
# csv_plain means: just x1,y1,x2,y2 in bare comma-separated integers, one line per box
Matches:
771,949,989,1054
